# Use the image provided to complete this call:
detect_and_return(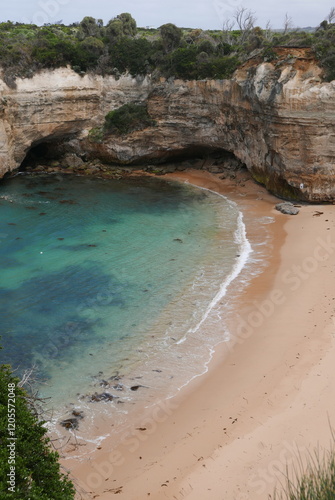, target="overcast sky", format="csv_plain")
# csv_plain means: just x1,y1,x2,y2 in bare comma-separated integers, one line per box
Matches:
2,0,333,29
